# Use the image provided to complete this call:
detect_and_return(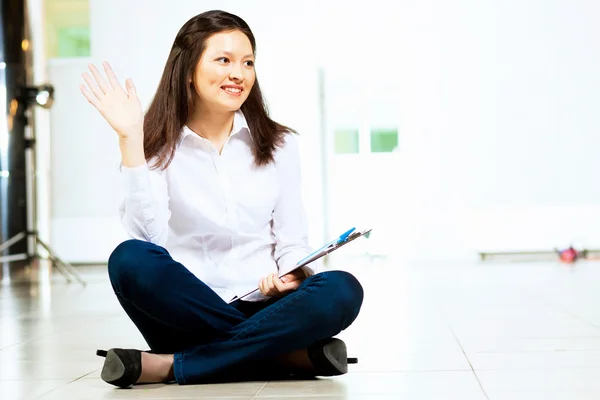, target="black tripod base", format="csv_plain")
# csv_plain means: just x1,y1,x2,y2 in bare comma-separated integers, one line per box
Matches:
0,231,86,285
